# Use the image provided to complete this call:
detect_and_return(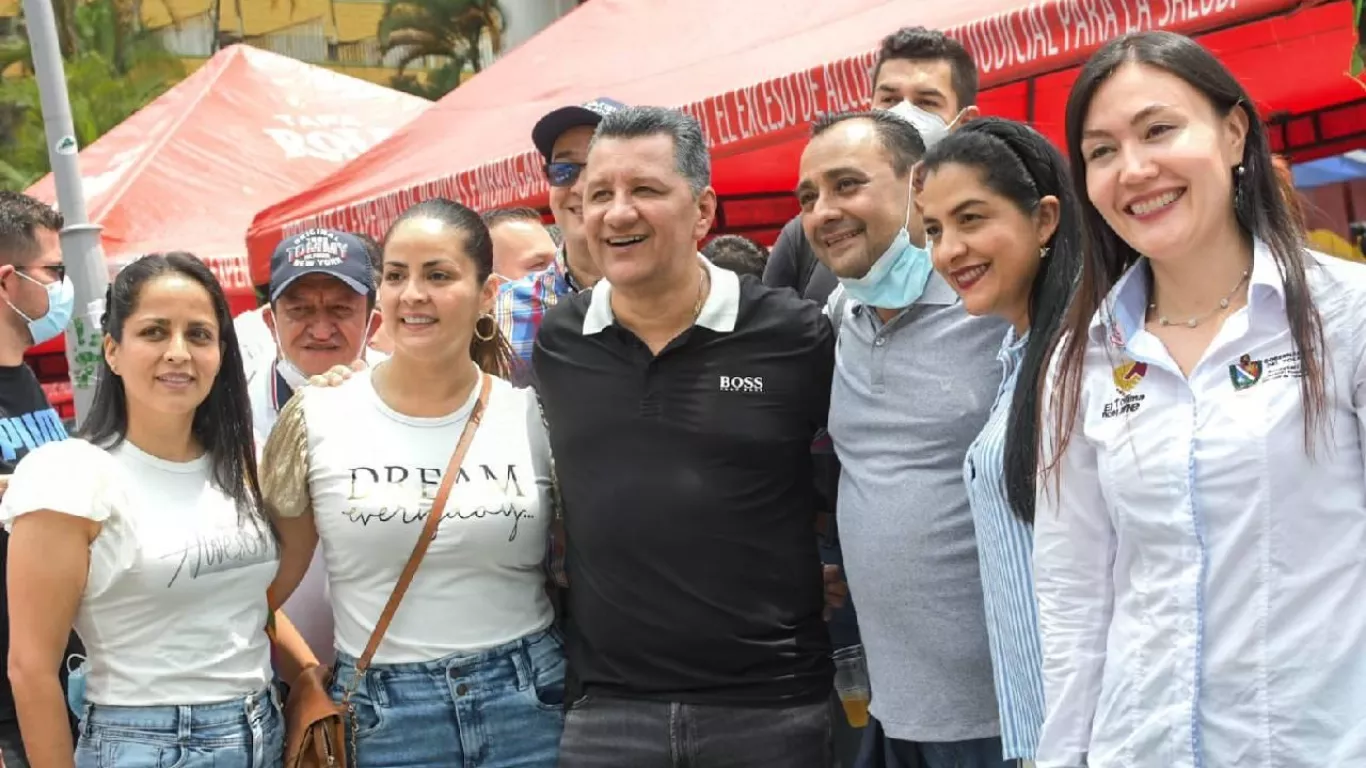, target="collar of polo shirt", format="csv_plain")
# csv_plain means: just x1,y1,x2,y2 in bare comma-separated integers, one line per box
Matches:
581,254,740,335
848,266,960,318
1090,237,1284,348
